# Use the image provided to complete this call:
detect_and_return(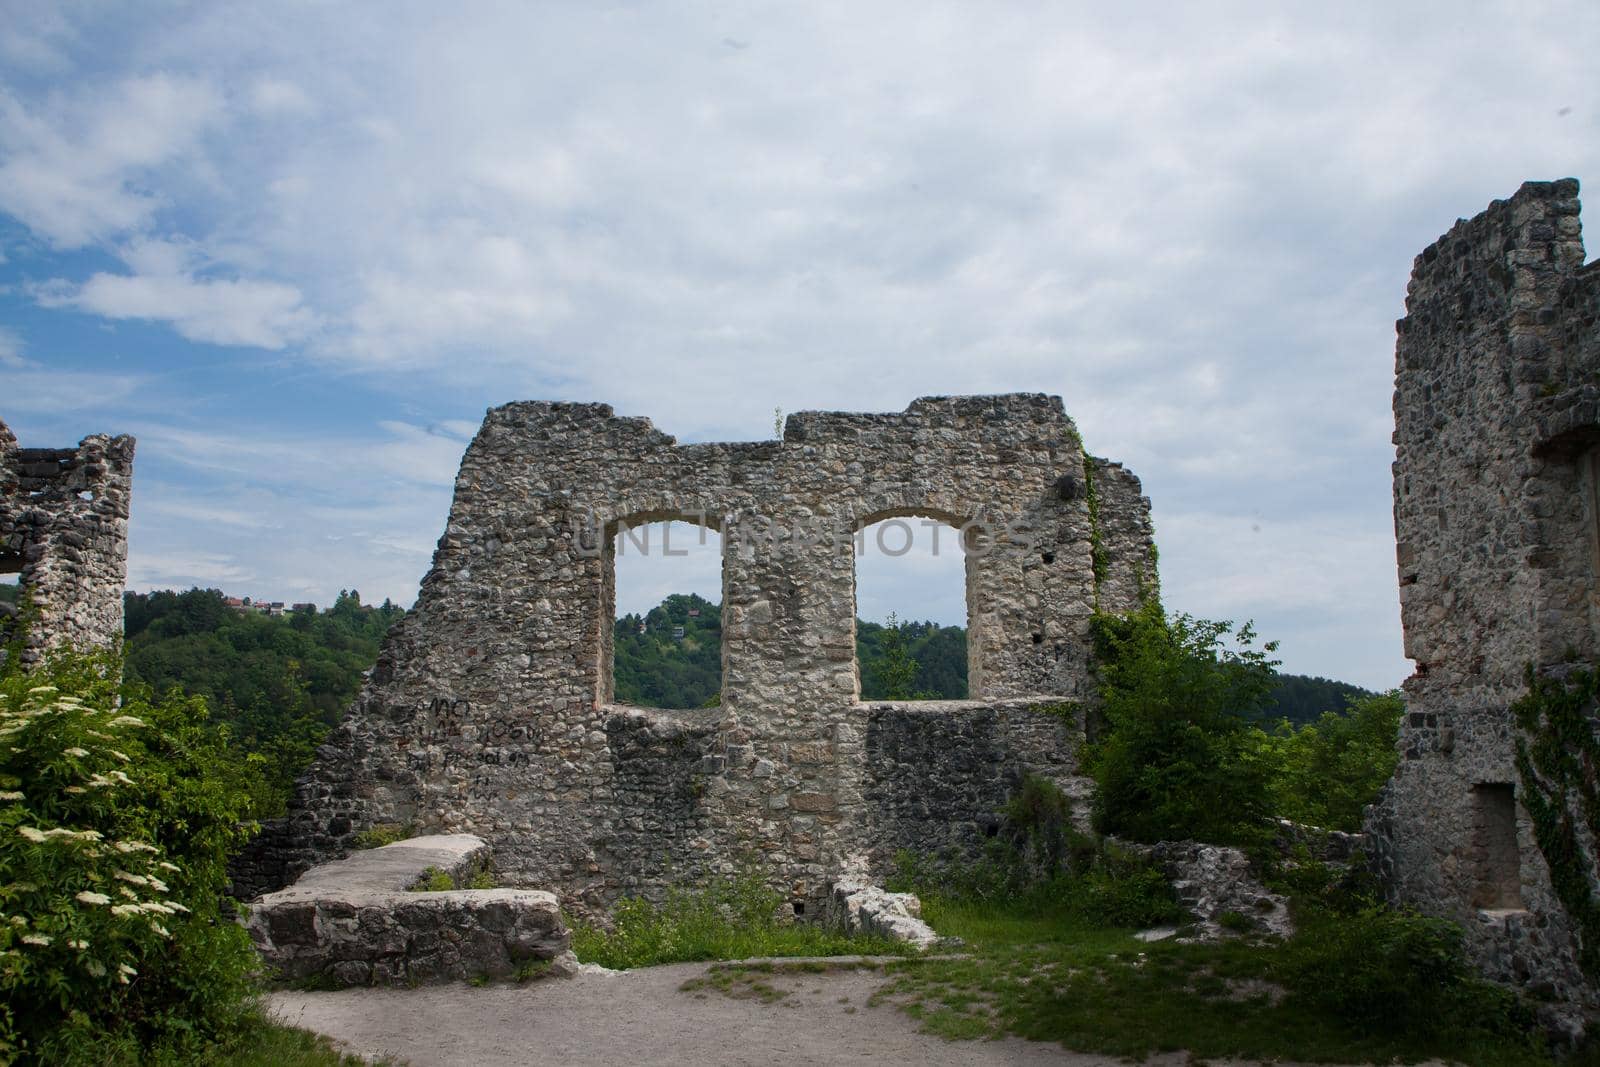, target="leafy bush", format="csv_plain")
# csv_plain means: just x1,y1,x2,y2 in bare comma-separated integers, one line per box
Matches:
1085,603,1280,845
569,868,907,969
0,649,262,1063
1280,905,1535,1042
